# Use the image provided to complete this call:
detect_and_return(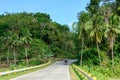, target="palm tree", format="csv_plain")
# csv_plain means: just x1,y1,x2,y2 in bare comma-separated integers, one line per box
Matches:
101,3,120,70
74,11,89,66
116,0,120,16
72,11,89,66
11,34,19,65
104,13,120,71
3,31,13,66
88,14,103,66
86,0,103,66
21,28,32,66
